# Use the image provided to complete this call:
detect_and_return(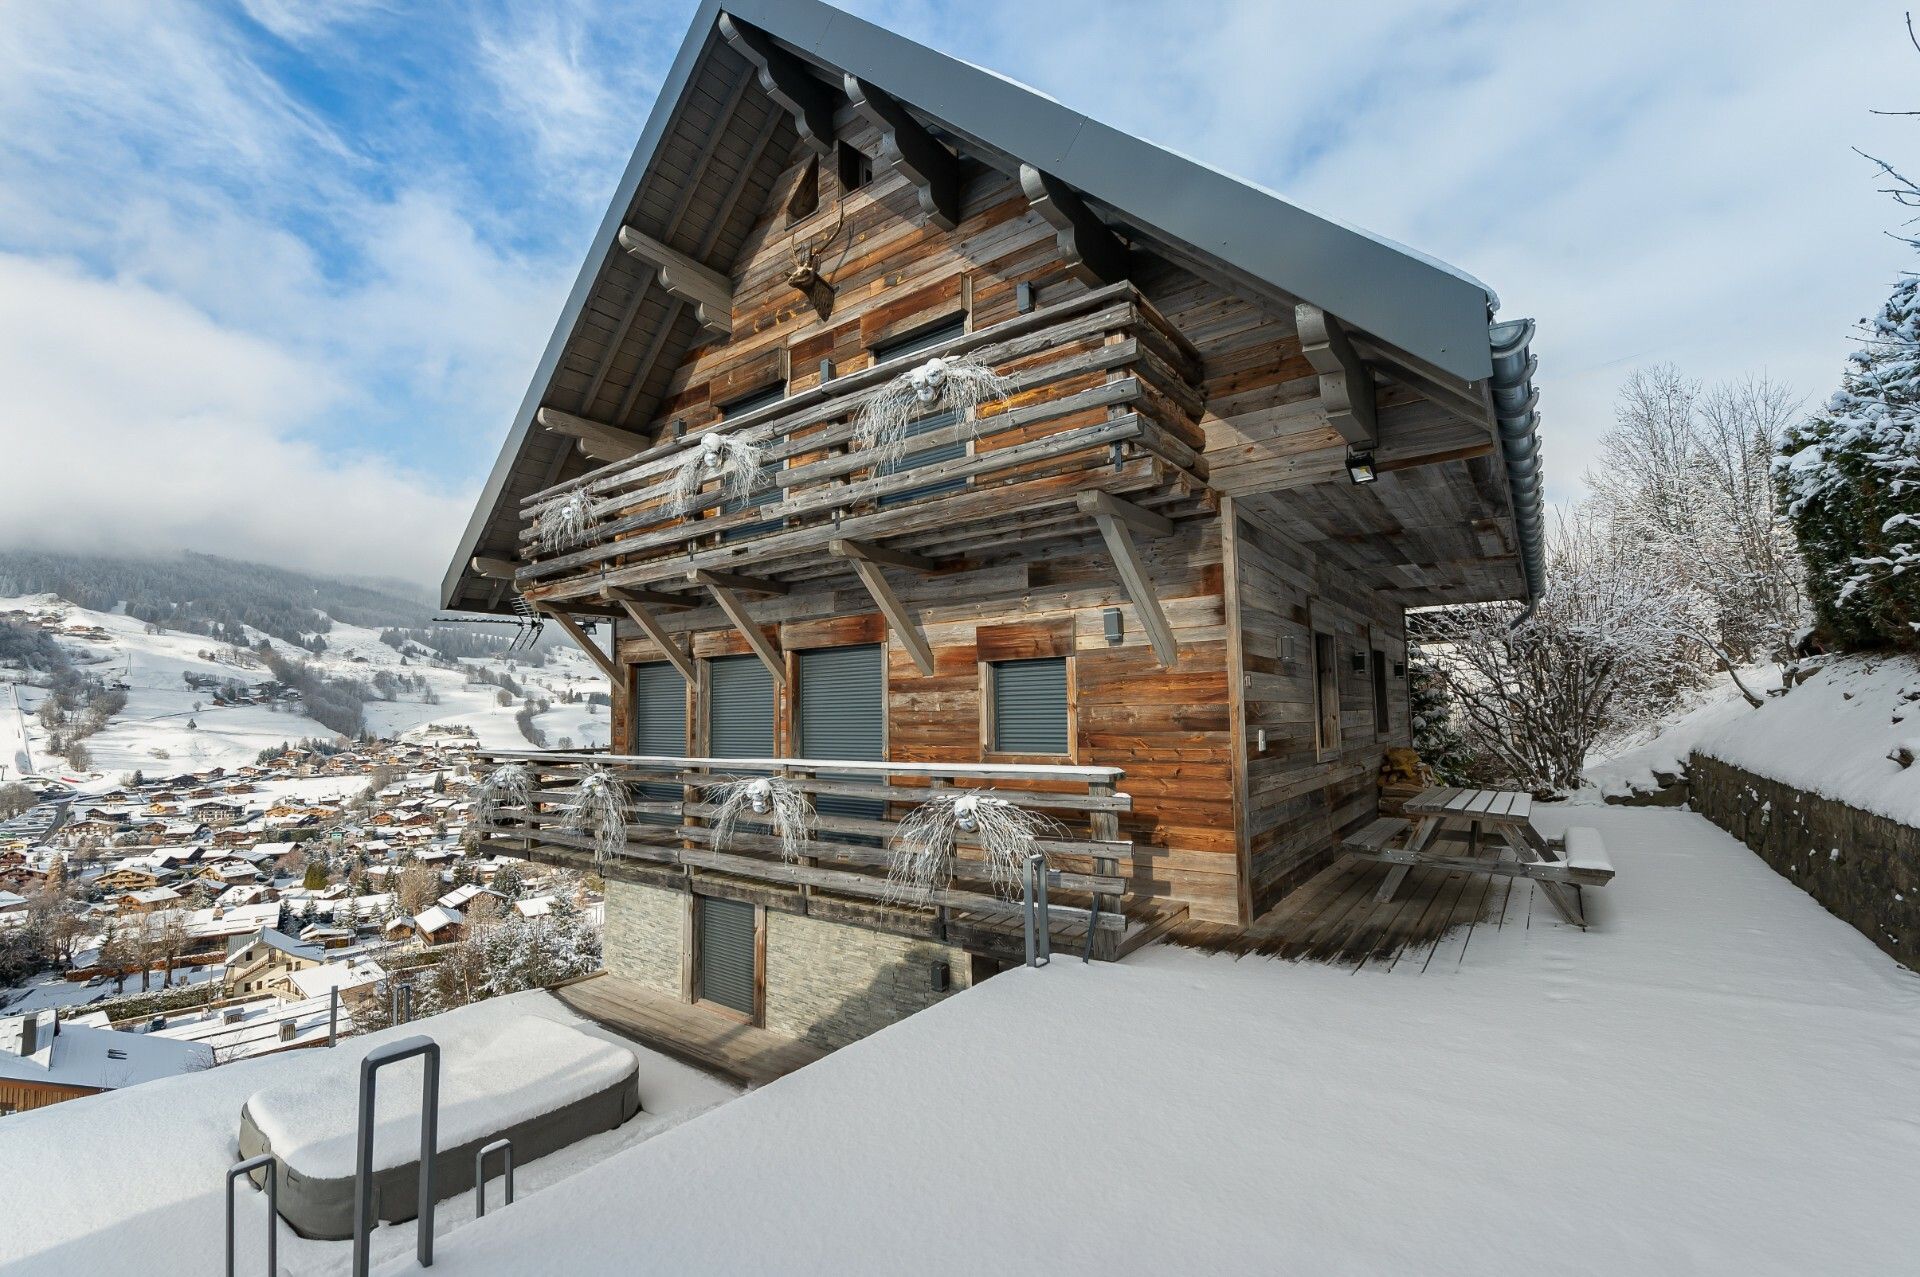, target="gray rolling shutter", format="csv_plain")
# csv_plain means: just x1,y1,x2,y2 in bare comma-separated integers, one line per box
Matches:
796,645,884,832
873,319,970,507
697,896,755,1015
716,385,786,541
992,657,1069,754
630,662,686,825
707,655,775,759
